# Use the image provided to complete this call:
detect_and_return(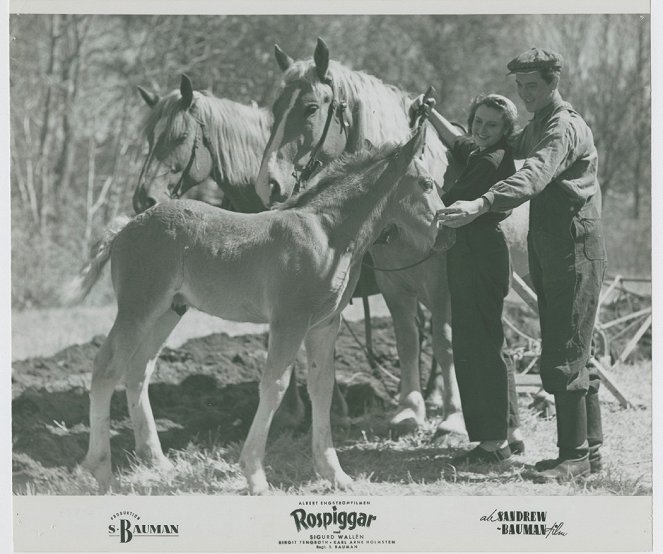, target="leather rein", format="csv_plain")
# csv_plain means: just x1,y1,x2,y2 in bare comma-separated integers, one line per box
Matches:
363,86,449,273
361,237,445,272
